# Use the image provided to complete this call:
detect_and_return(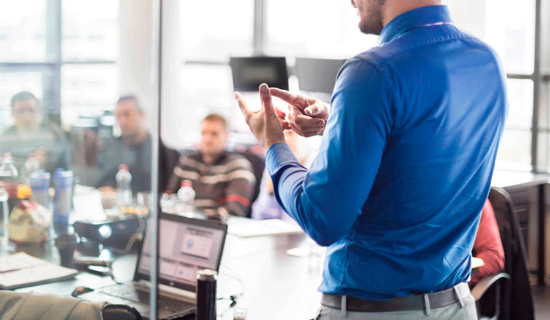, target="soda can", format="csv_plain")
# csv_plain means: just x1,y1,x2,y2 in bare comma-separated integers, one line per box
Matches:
30,170,51,209
196,269,217,320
